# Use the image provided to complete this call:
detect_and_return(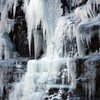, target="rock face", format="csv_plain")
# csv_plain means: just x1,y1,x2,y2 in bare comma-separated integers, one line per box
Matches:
9,1,30,58
46,54,100,100
77,15,100,56
69,54,100,100
0,0,100,100
0,55,100,100
0,58,29,100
